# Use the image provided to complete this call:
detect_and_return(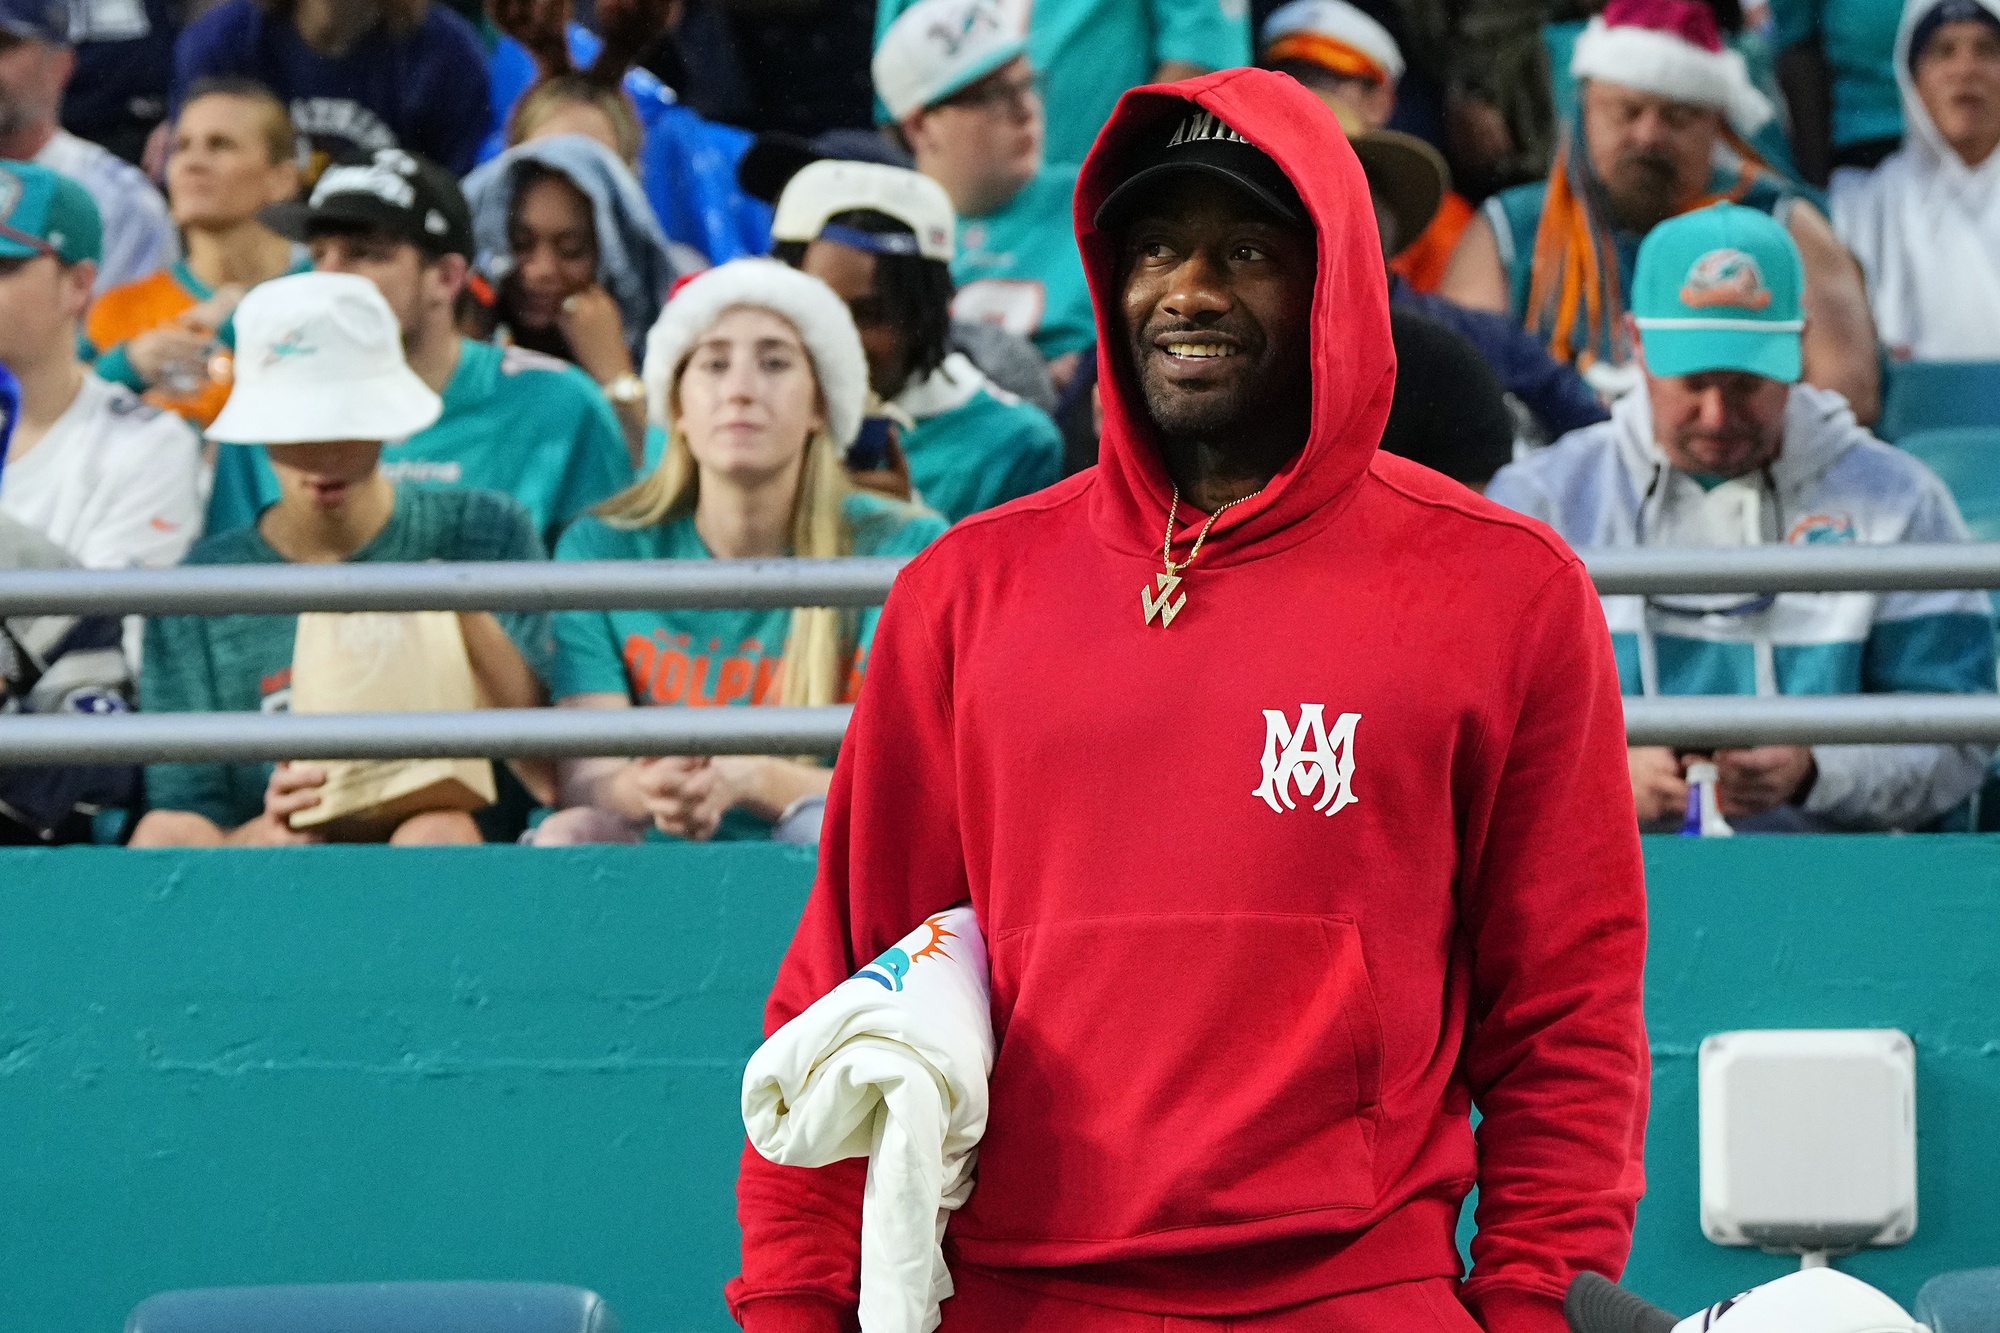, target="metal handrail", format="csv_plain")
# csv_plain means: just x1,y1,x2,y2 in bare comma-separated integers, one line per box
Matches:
6,696,2000,764
7,546,2000,618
